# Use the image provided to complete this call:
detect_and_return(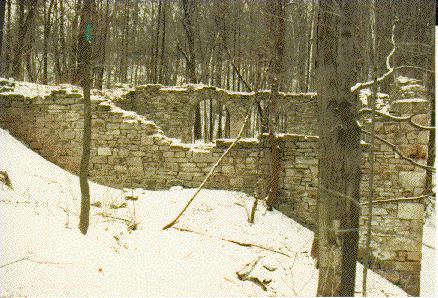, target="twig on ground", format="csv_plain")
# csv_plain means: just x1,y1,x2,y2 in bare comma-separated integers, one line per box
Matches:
0,256,74,269
96,212,131,223
172,226,293,258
